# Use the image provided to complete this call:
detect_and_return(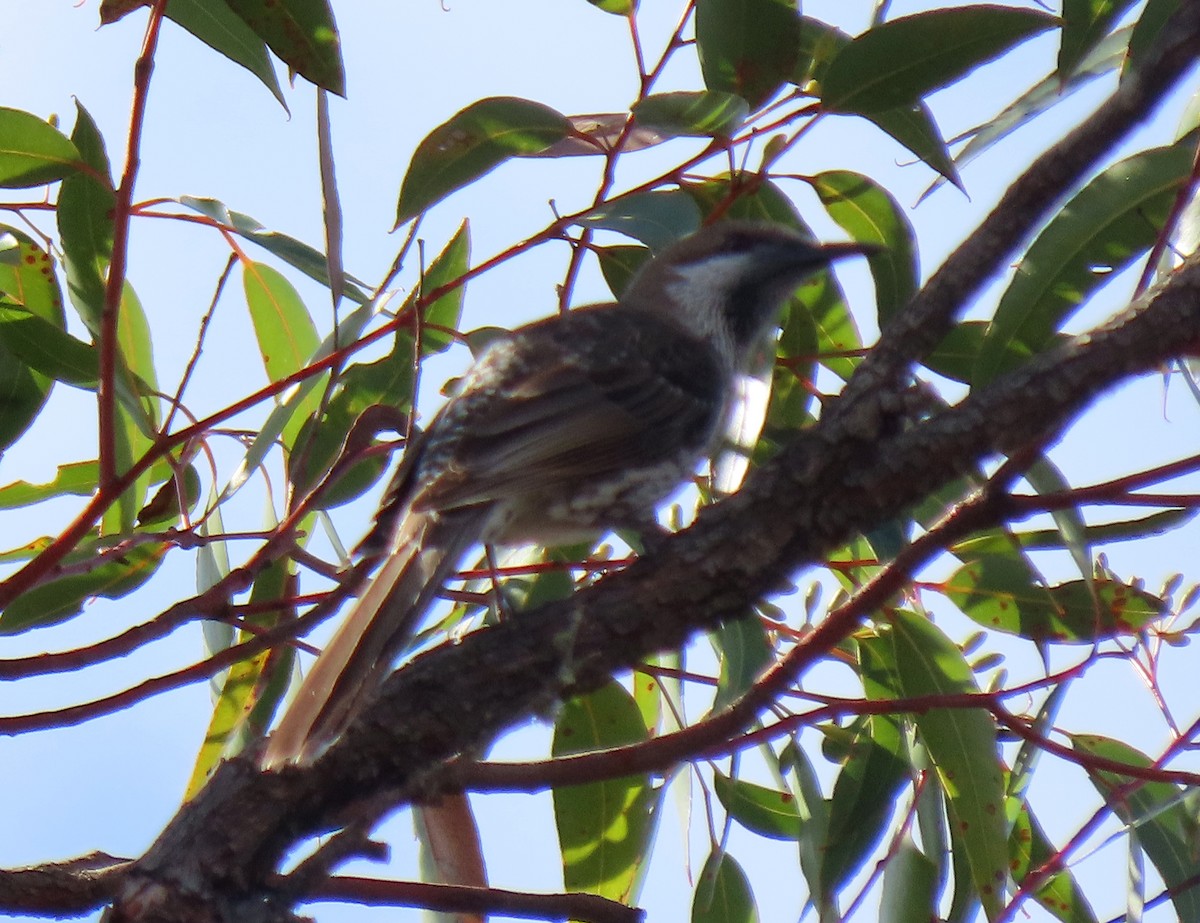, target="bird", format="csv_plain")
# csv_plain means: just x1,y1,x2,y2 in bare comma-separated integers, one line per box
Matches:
261,220,872,769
